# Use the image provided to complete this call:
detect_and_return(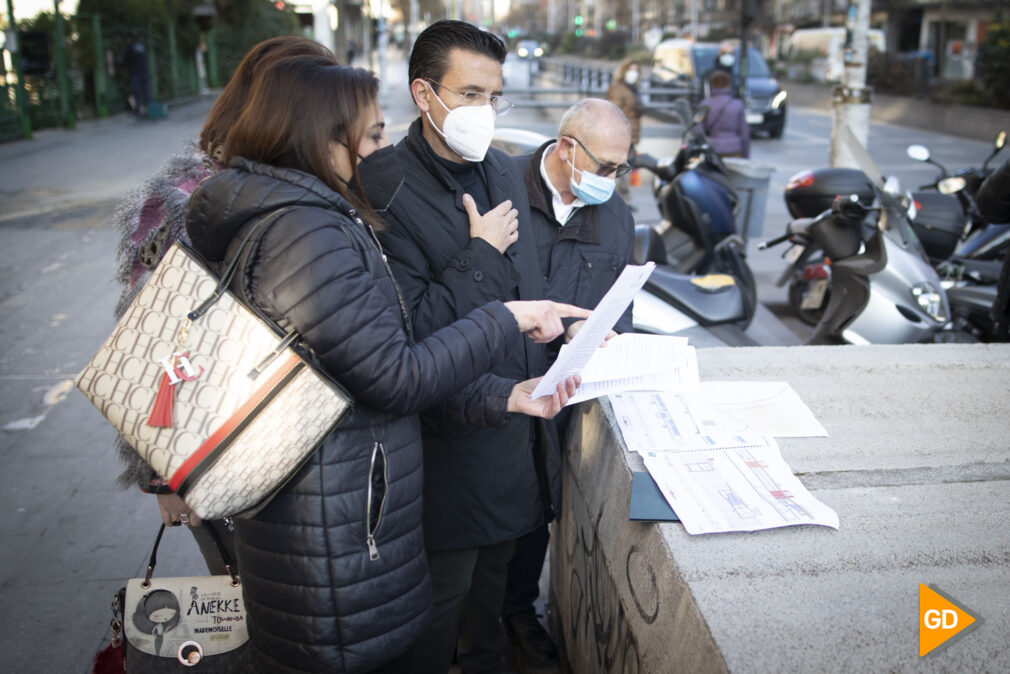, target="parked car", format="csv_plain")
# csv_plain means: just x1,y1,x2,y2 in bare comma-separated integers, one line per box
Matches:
650,39,787,138
783,27,886,82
